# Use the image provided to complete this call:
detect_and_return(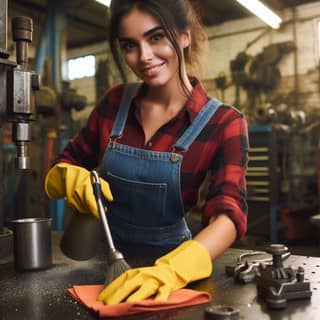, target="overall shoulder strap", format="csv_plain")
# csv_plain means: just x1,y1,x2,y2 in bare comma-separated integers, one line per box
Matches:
110,82,140,138
174,98,223,151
